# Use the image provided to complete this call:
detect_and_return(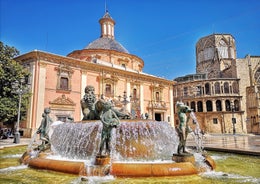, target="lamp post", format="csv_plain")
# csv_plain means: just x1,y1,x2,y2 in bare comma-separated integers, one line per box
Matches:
231,101,236,135
118,91,131,112
12,78,28,144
